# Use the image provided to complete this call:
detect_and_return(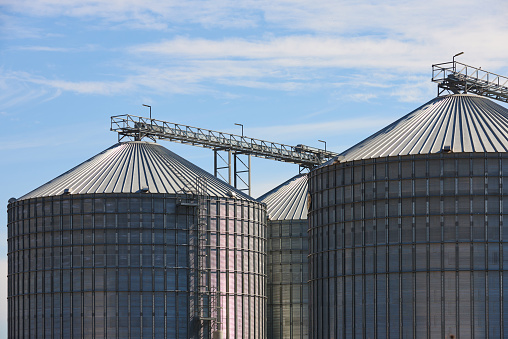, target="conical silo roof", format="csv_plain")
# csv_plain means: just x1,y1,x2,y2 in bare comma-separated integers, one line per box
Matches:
19,141,252,200
257,173,308,220
332,94,508,163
